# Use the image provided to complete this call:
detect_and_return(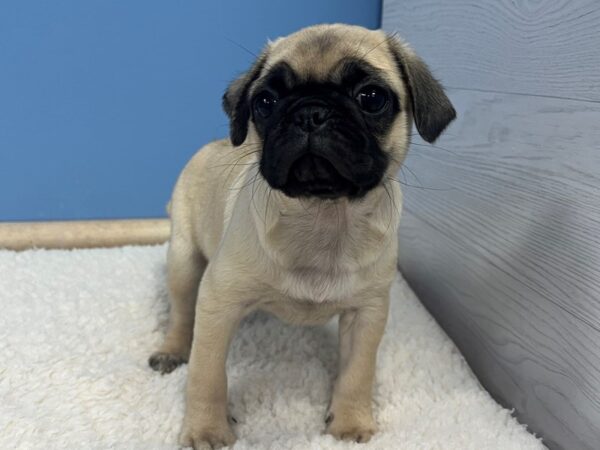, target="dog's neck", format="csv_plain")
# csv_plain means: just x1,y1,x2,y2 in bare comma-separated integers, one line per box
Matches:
248,175,402,274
